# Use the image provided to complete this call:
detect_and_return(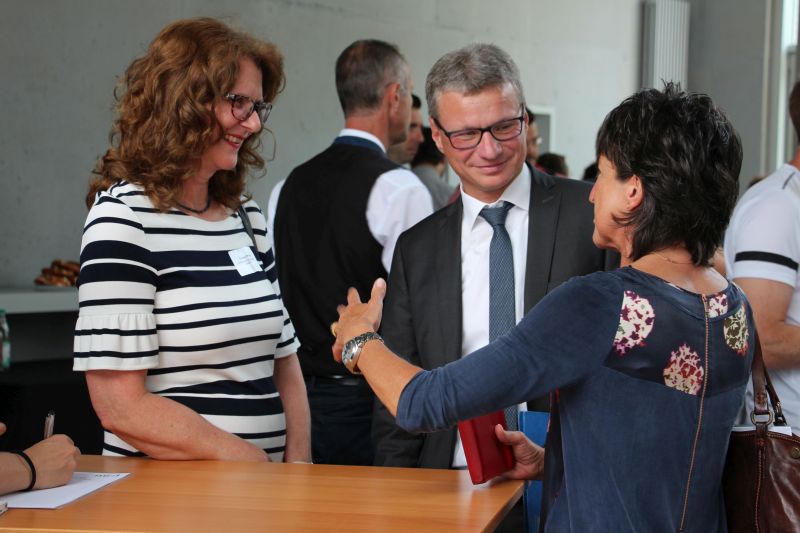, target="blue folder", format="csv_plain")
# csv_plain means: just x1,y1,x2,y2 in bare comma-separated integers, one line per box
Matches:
518,411,549,532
